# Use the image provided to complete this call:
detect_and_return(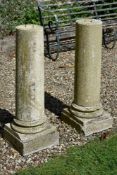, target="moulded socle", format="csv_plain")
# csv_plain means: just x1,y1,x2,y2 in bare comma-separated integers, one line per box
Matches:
62,19,113,135
3,24,59,155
